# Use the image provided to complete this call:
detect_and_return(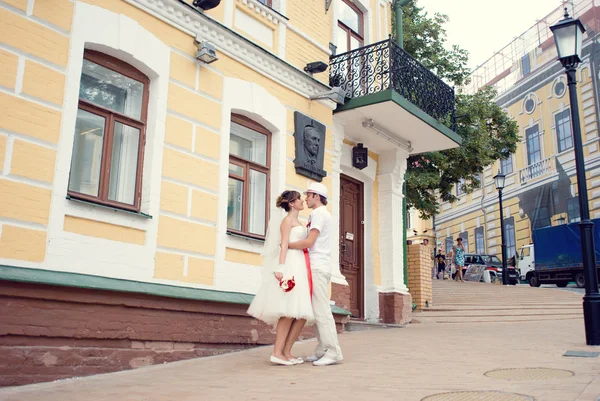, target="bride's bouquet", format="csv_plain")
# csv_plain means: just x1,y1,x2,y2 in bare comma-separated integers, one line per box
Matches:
279,276,296,292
